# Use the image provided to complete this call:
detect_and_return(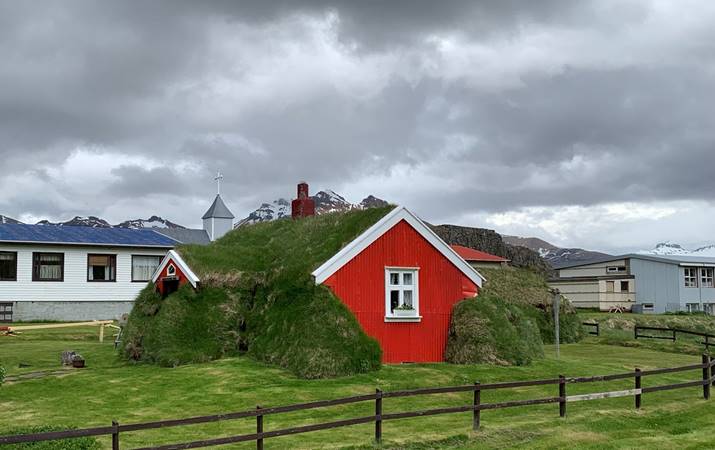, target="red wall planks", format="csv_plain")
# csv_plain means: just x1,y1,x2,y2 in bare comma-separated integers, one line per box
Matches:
155,257,190,296
323,219,478,363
